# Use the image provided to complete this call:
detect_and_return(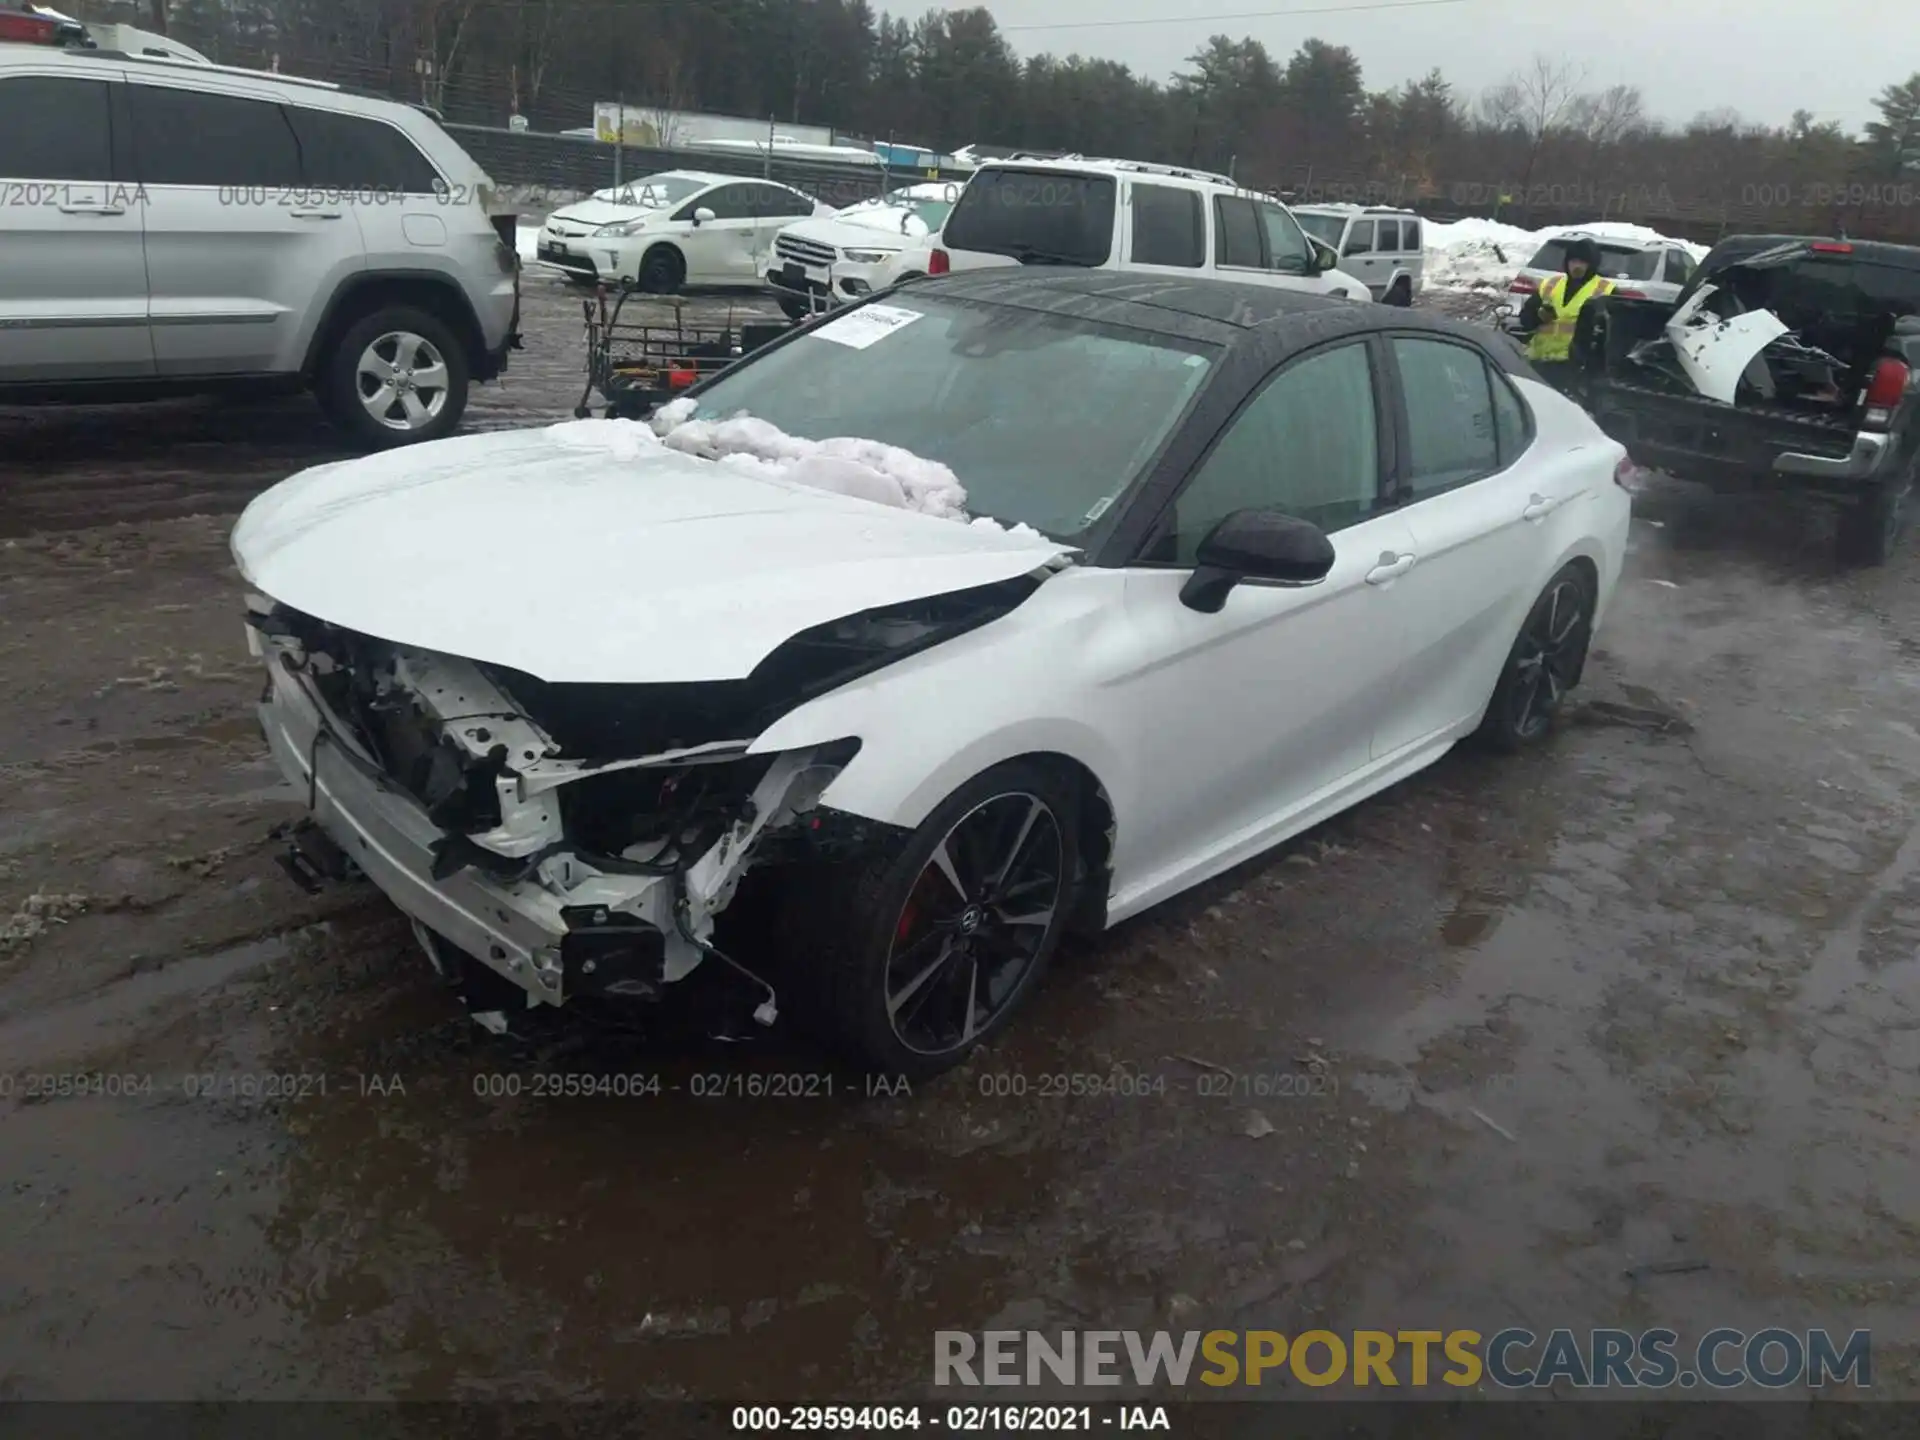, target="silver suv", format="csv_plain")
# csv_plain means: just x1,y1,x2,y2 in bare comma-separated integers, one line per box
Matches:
0,39,520,447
